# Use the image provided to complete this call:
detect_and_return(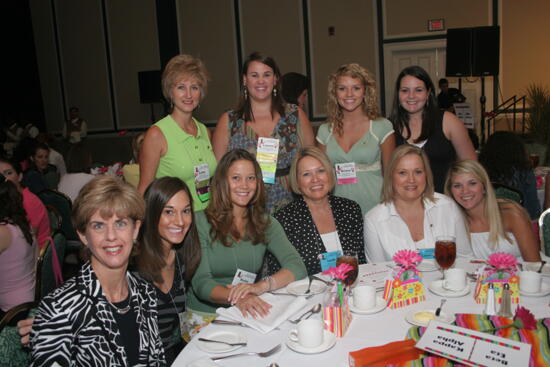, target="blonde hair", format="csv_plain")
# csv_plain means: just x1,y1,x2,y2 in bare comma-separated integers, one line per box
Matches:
326,63,379,136
444,160,511,247
72,175,145,234
381,145,435,204
288,147,335,195
161,54,209,101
